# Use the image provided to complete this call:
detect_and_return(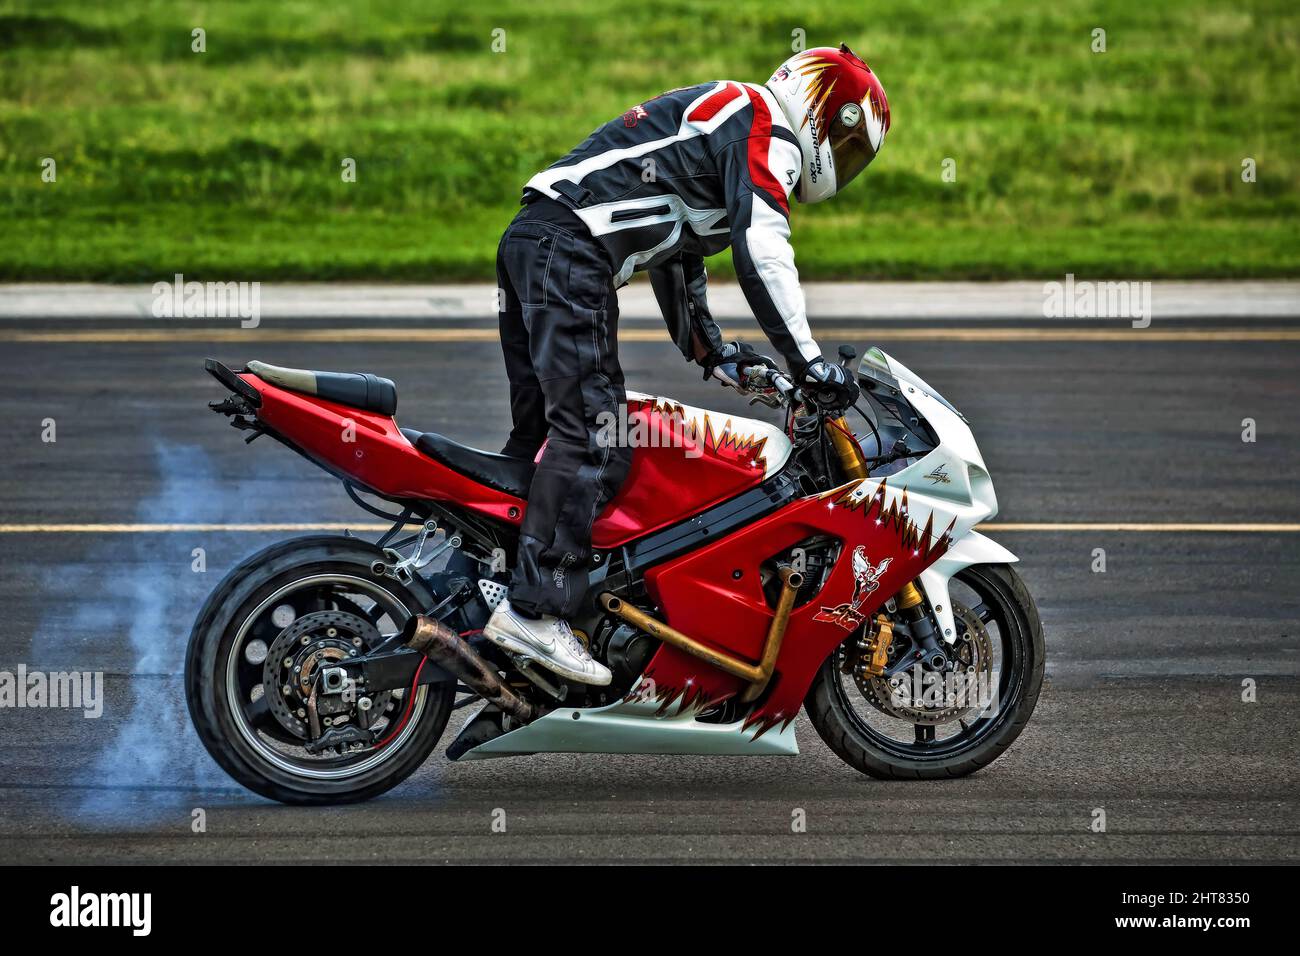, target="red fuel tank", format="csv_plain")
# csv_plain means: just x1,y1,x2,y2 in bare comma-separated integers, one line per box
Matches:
590,393,793,548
